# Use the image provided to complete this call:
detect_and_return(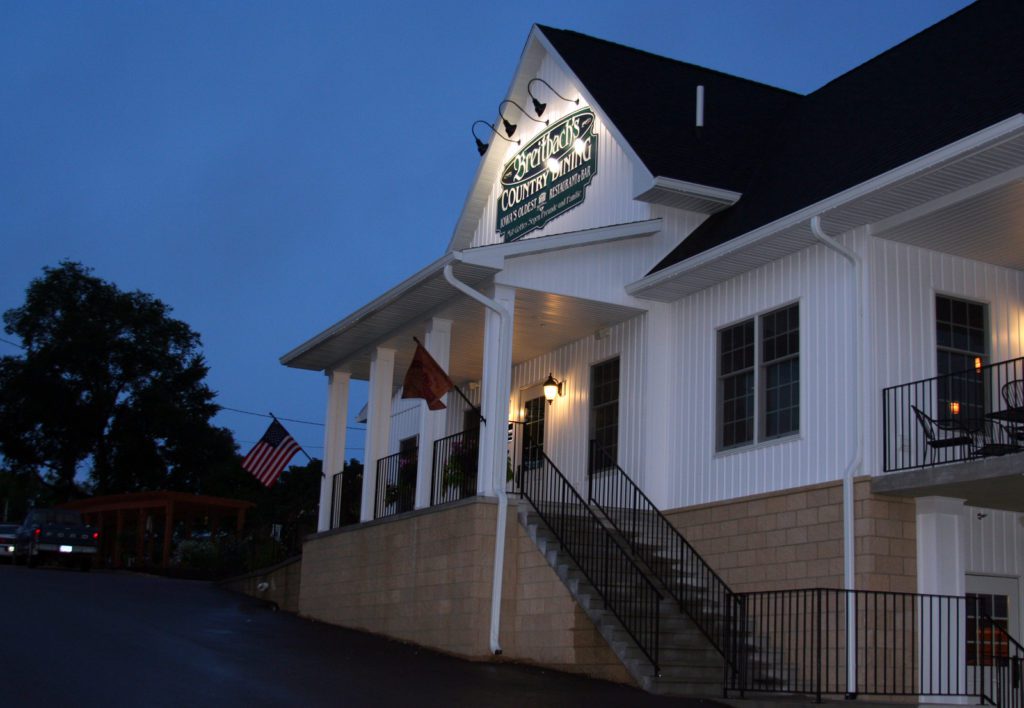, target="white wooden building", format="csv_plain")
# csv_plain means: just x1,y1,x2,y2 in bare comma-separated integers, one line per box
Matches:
282,0,1024,698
